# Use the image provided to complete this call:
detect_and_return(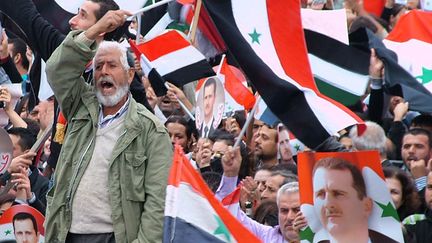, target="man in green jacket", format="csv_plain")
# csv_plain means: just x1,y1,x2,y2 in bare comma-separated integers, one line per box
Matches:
44,9,172,243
